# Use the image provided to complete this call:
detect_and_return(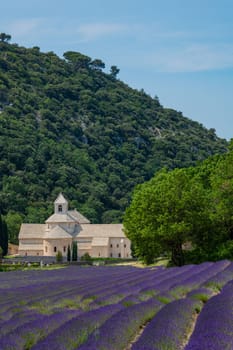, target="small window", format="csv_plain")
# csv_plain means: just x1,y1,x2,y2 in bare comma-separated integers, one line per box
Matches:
98,252,101,257
124,244,126,248
118,253,121,258
45,246,48,253
110,253,113,257
58,204,62,212
116,244,119,248
63,246,66,253
110,244,113,248
37,252,39,256
54,246,57,253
